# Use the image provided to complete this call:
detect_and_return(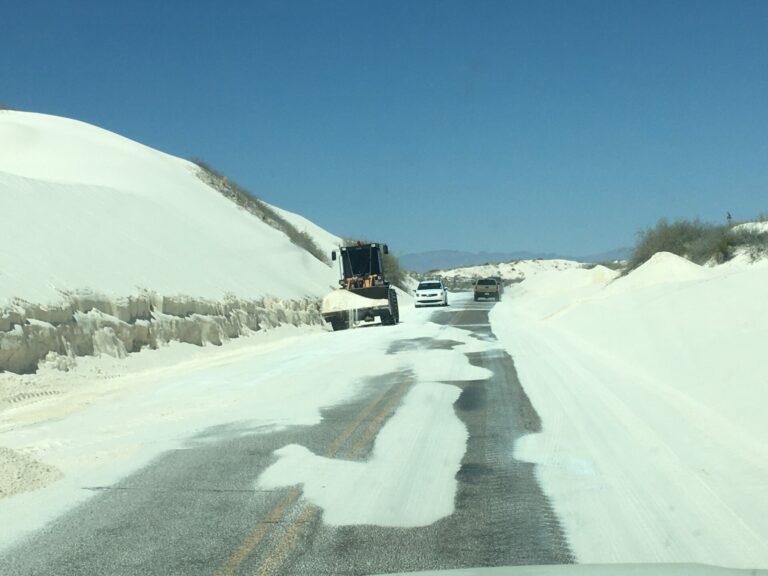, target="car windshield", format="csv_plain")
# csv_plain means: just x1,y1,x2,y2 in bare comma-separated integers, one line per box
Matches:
3,2,767,575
